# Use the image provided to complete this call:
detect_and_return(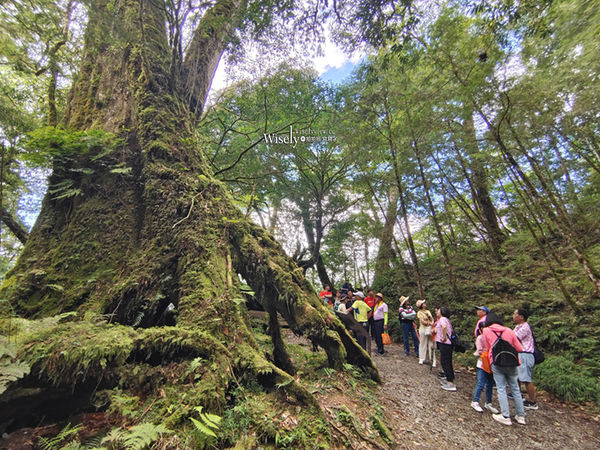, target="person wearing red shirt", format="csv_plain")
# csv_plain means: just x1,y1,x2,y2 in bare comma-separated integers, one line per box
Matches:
319,285,333,305
365,290,377,339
